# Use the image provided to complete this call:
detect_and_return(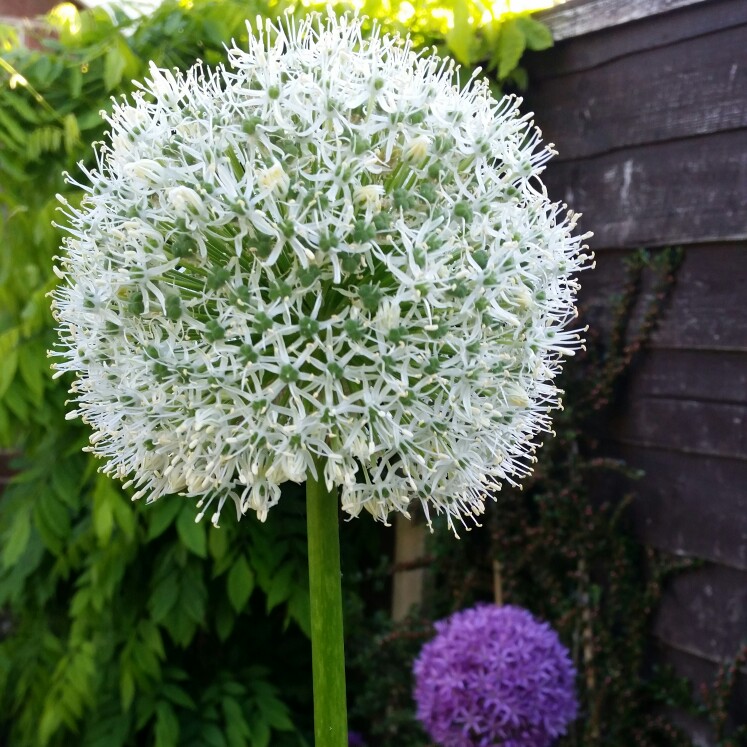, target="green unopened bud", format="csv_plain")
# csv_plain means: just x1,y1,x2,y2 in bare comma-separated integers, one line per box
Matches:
233,285,252,308
388,327,407,344
205,320,225,341
281,220,295,238
352,220,376,244
351,135,370,155
207,266,231,290
358,284,383,313
473,249,489,269
165,294,182,320
239,343,258,363
297,265,321,287
341,254,360,274
251,233,274,260
419,183,437,203
427,163,442,179
269,280,292,301
424,357,441,375
172,234,196,259
319,232,339,252
373,212,392,230
299,316,320,339
153,362,170,381
393,189,414,210
343,318,365,341
454,202,473,221
279,364,299,383
253,312,273,333
328,362,344,378
447,279,470,299
129,291,144,316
